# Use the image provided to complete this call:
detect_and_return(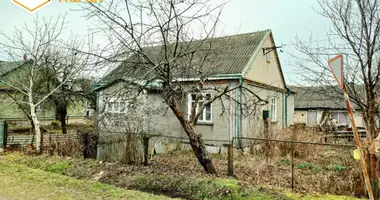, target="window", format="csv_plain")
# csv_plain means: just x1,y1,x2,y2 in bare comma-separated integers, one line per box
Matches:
270,97,277,121
189,93,212,122
106,101,125,113
266,53,271,64
104,99,126,126
331,111,349,125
